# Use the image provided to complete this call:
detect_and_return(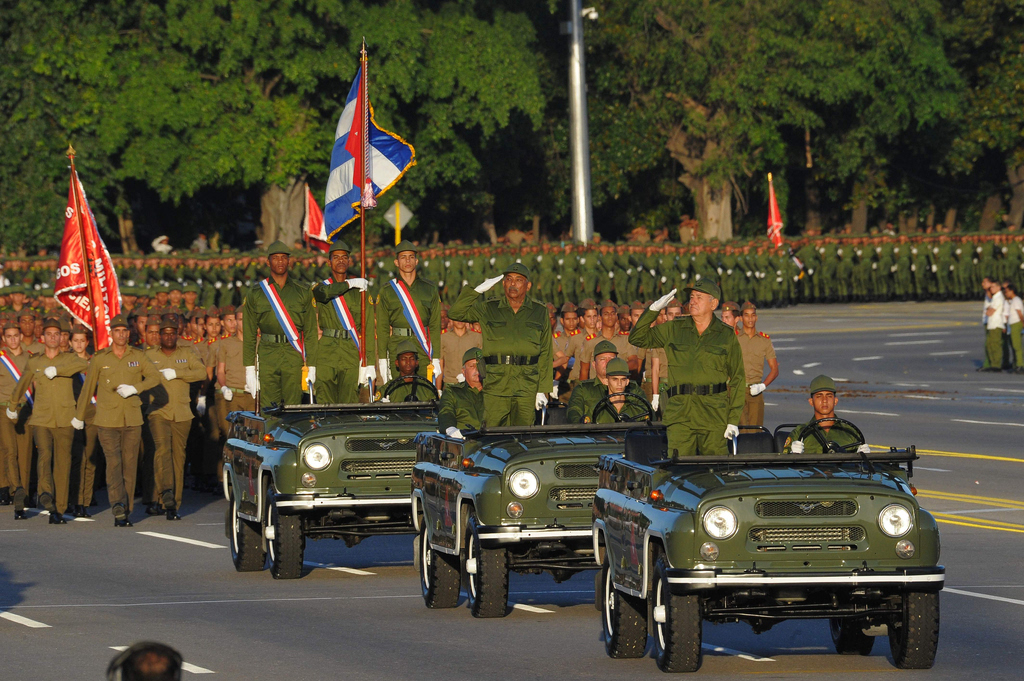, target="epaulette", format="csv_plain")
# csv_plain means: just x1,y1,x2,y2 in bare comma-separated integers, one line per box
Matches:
759,331,770,339
441,328,447,334
568,329,581,336
553,331,562,338
207,338,217,345
585,332,597,341
618,331,629,336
